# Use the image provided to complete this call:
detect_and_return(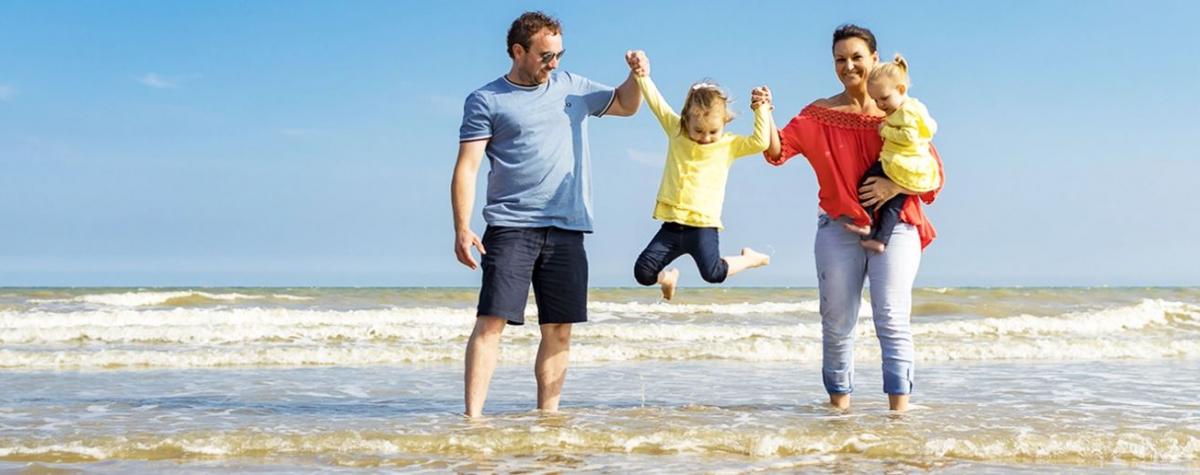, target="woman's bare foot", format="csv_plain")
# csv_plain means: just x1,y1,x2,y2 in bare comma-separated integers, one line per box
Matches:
860,239,885,253
829,393,850,409
843,222,871,236
740,248,770,268
657,268,679,300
